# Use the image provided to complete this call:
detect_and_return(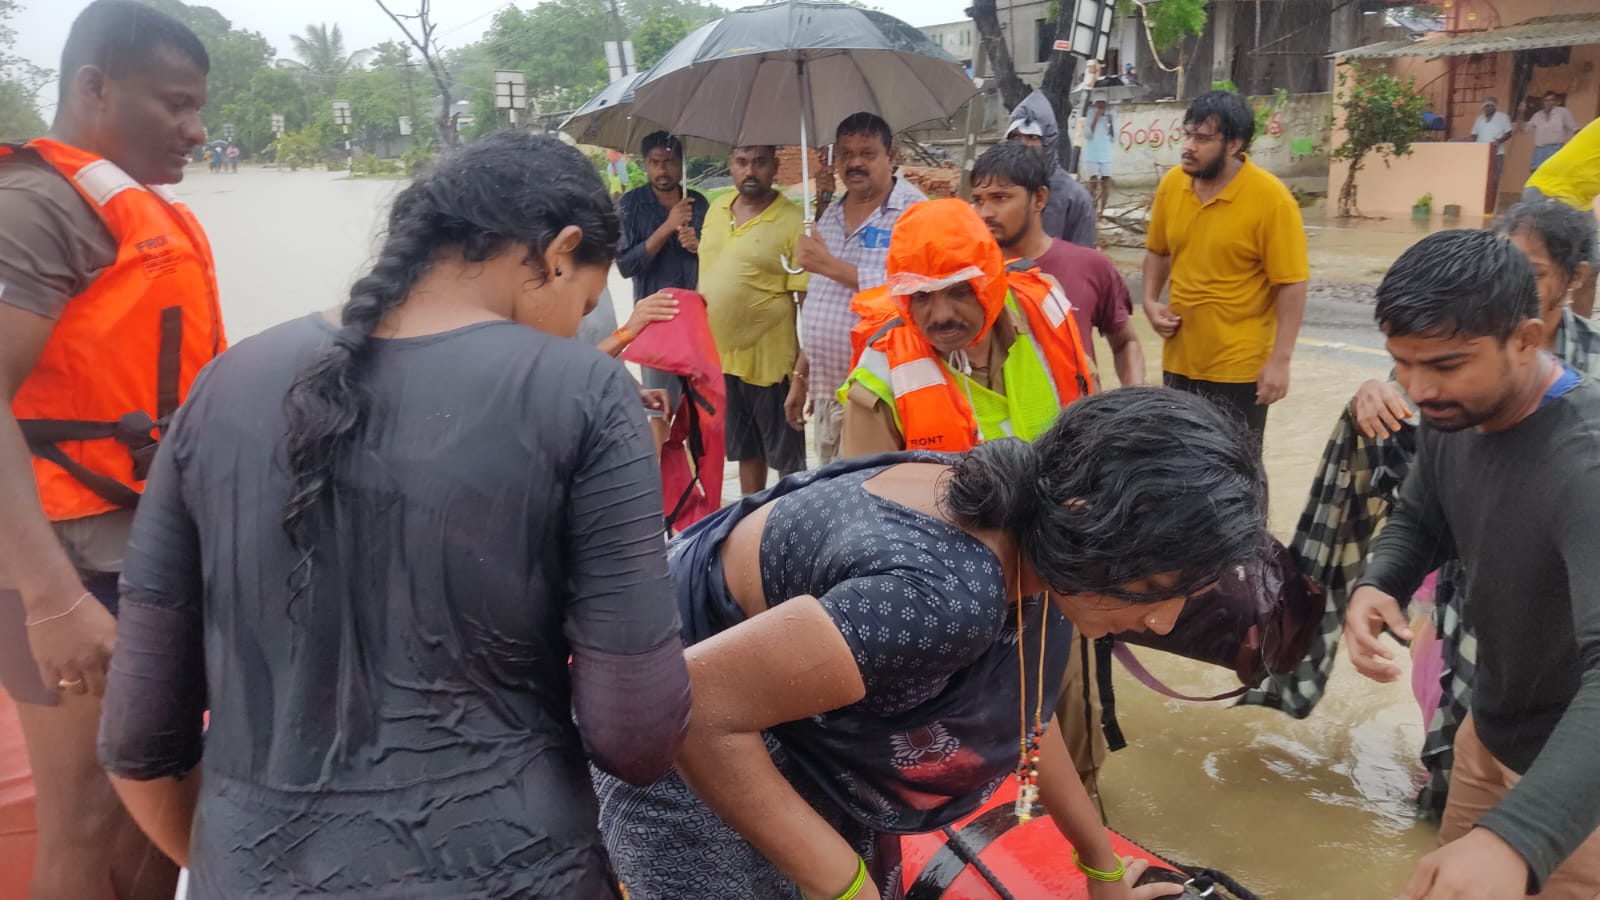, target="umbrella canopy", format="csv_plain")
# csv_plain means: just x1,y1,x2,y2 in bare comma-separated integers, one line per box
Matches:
561,73,729,157
631,0,976,149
